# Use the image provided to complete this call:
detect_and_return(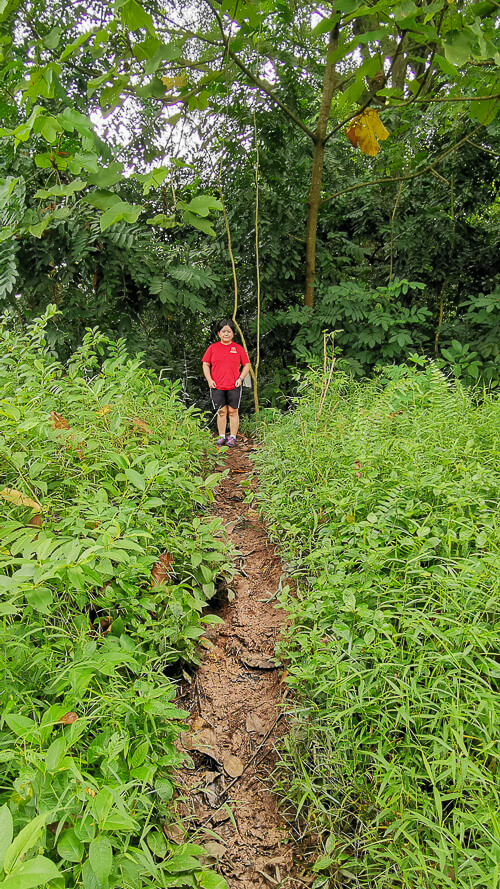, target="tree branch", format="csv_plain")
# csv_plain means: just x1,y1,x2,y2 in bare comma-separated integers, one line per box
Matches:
324,24,408,145
319,117,493,207
200,0,315,140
